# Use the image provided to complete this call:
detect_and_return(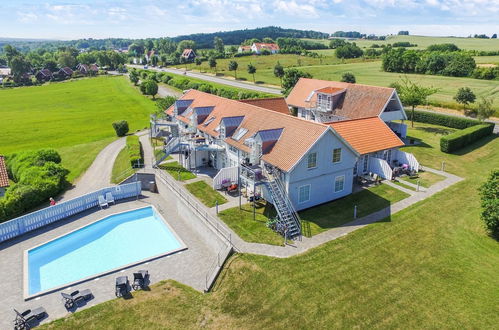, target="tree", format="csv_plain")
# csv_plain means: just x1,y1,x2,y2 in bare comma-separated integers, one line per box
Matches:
140,80,159,99
454,87,476,113
341,72,356,83
10,55,31,83
492,34,498,39
273,62,285,86
151,56,158,67
112,120,129,137
479,170,499,238
214,37,225,56
129,69,139,85
57,52,76,68
329,39,346,49
155,96,177,115
282,68,312,95
3,44,20,64
476,96,495,121
391,77,438,127
209,57,217,73
247,64,256,82
176,40,196,53
228,60,238,79
43,60,58,72
335,43,363,59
